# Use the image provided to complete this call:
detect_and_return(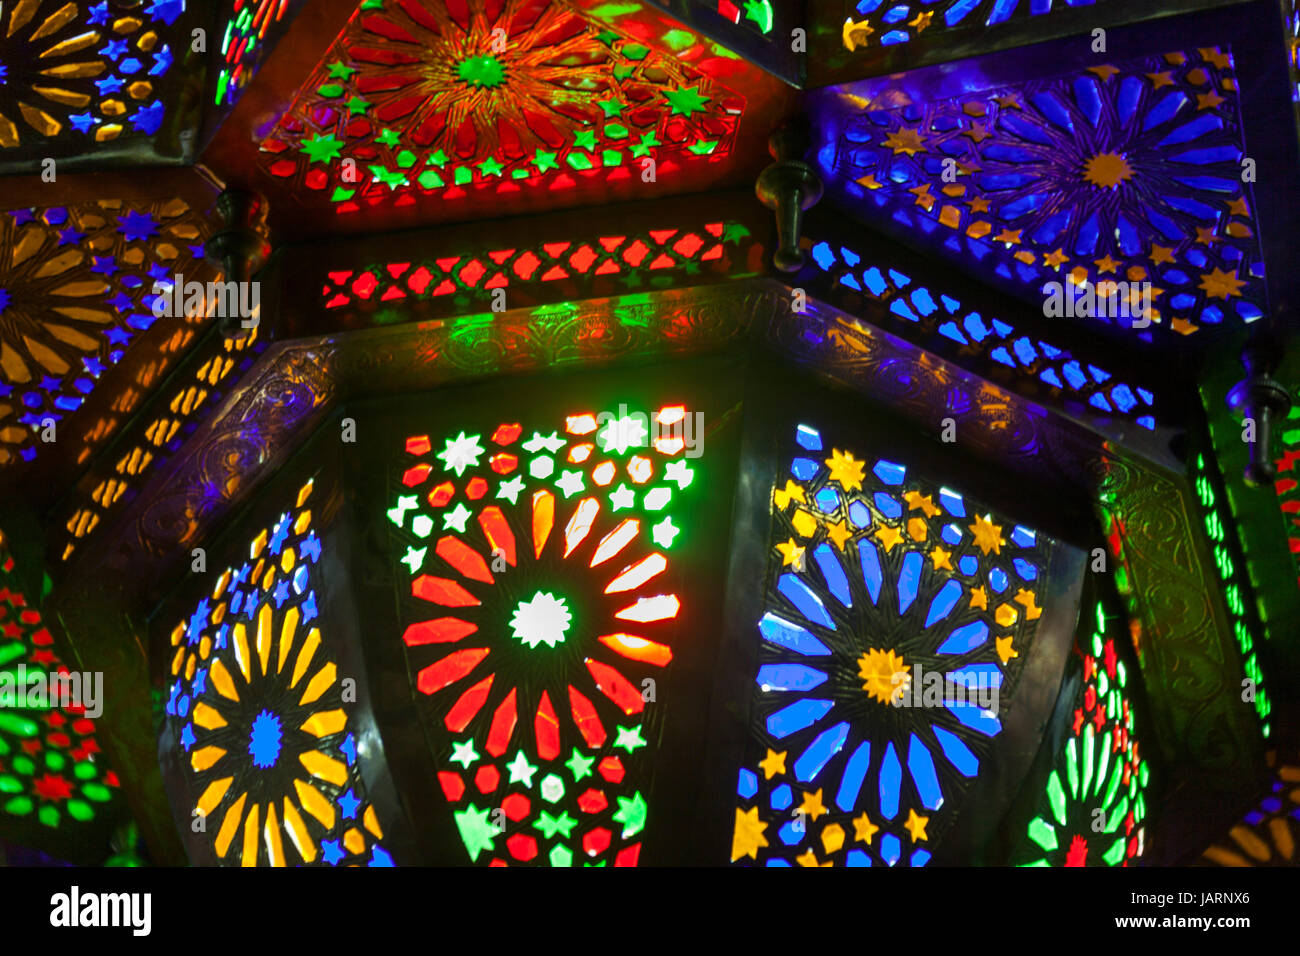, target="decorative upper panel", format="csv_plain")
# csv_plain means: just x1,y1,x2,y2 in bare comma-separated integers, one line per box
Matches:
812,47,1267,342
213,0,308,111
0,196,218,470
0,0,199,172
212,0,790,237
